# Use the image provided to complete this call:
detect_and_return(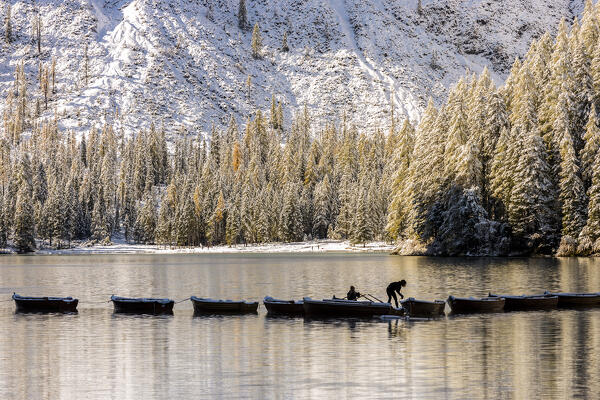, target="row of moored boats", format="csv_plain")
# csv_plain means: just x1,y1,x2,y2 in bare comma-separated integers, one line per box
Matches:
11,294,260,315
10,291,600,318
